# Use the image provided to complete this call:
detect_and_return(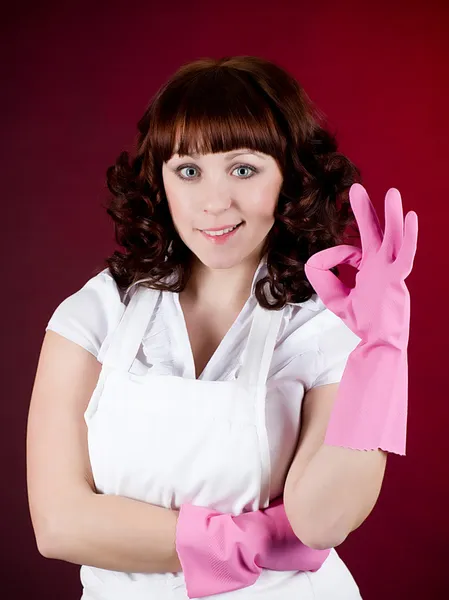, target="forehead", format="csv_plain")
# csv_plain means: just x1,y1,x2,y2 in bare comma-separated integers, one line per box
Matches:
166,121,276,162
